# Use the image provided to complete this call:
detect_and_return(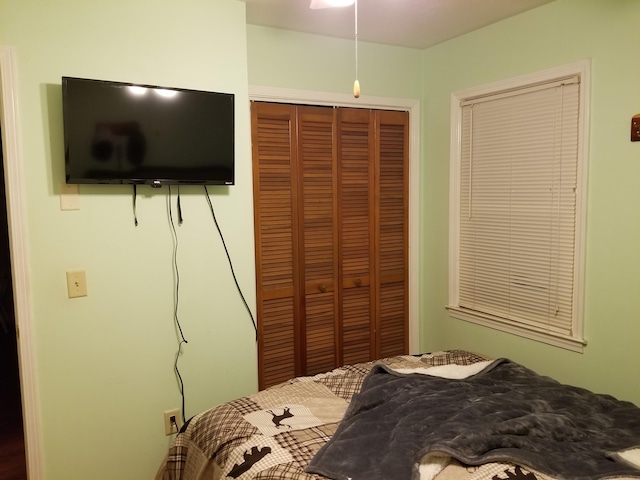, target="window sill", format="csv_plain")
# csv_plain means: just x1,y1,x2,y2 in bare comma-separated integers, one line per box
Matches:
446,305,586,353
